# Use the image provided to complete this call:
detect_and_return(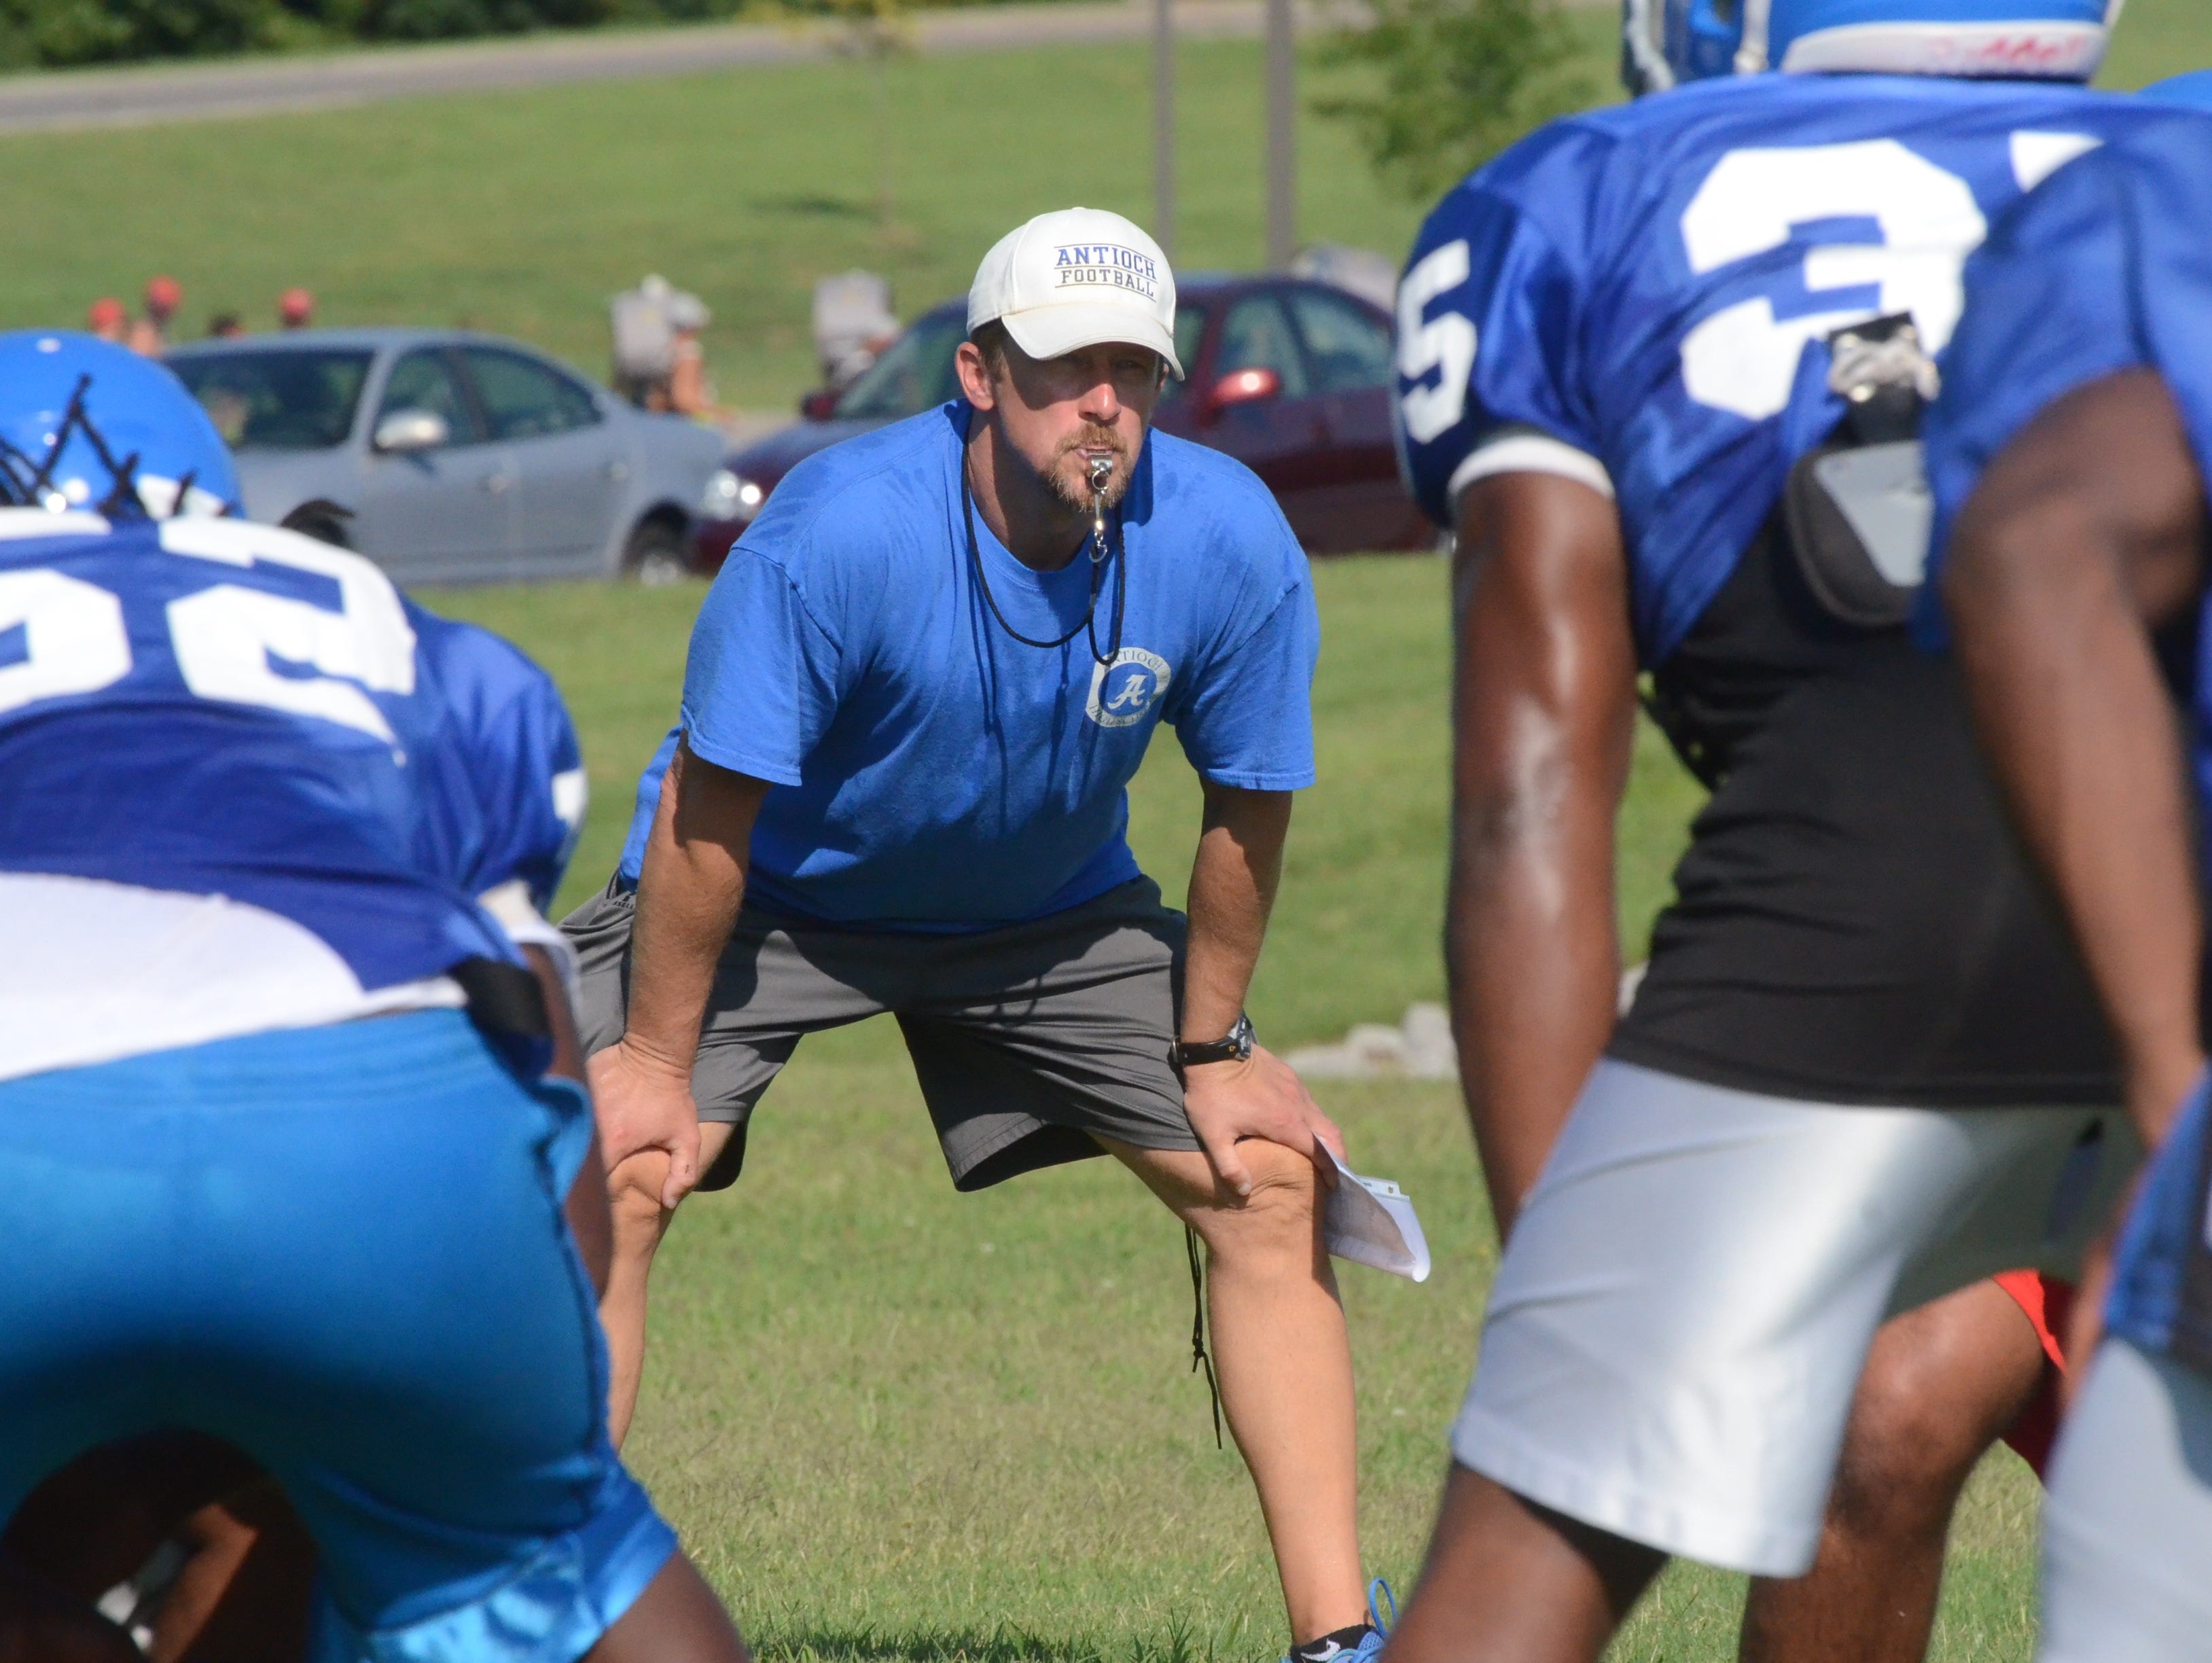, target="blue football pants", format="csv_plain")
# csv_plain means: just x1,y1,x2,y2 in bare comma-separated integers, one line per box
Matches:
0,1010,677,1662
